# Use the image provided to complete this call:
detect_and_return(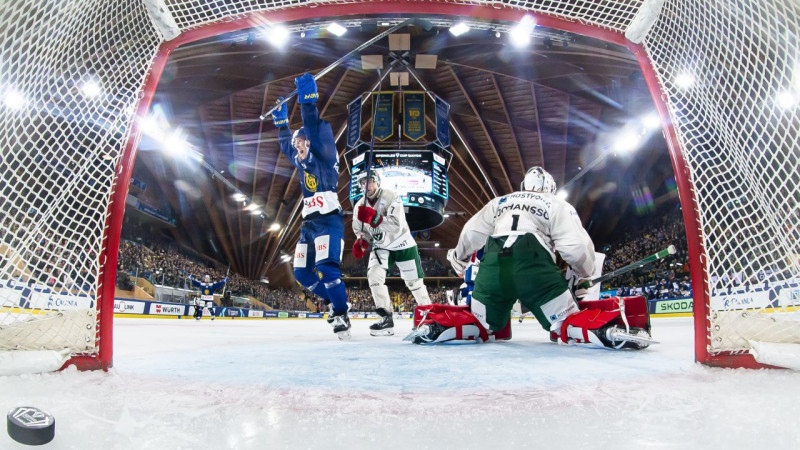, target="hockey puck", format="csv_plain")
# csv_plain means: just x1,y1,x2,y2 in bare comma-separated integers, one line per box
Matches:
7,406,55,445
